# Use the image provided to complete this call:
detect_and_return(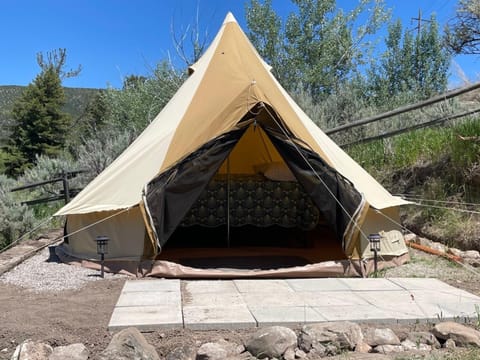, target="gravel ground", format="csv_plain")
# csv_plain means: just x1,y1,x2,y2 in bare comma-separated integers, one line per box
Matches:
0,245,126,292
1,242,480,295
